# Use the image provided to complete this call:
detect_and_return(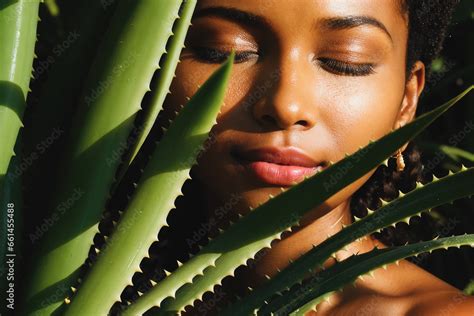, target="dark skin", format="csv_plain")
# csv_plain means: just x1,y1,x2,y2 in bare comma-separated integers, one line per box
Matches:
163,0,474,314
